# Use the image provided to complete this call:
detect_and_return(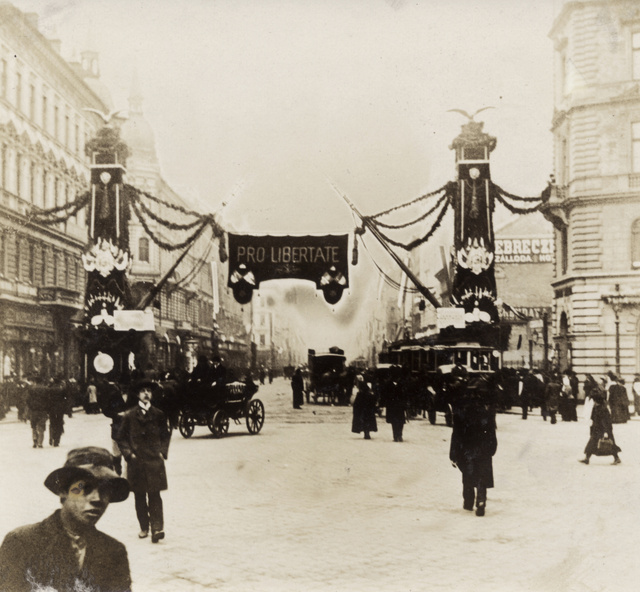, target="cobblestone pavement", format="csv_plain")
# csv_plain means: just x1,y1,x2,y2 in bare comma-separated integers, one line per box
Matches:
2,378,640,591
